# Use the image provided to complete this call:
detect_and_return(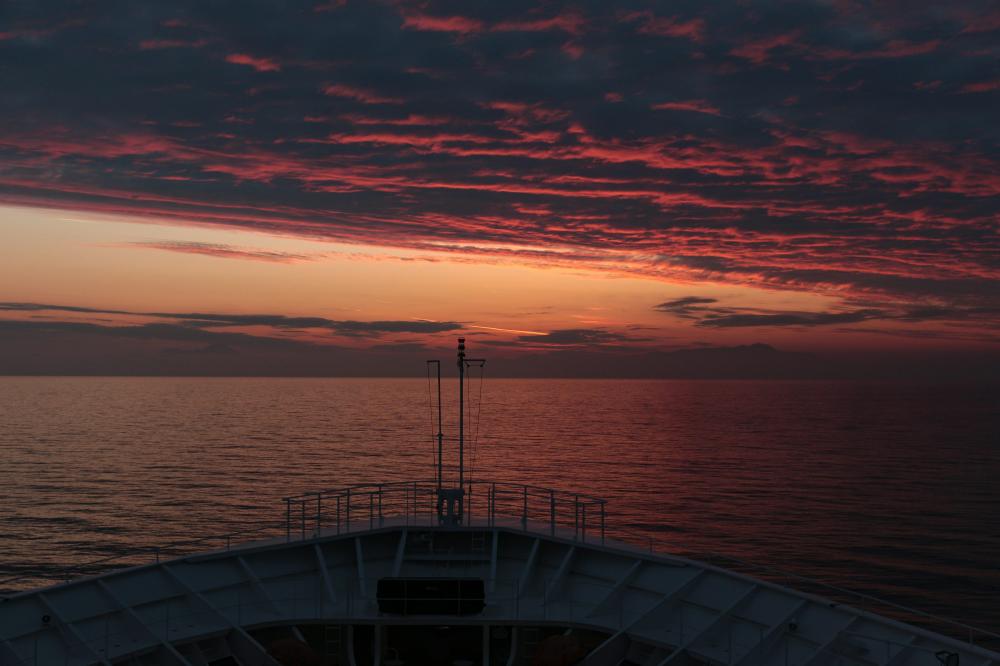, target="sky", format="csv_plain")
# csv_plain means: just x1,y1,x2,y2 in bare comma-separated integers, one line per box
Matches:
0,1,997,377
